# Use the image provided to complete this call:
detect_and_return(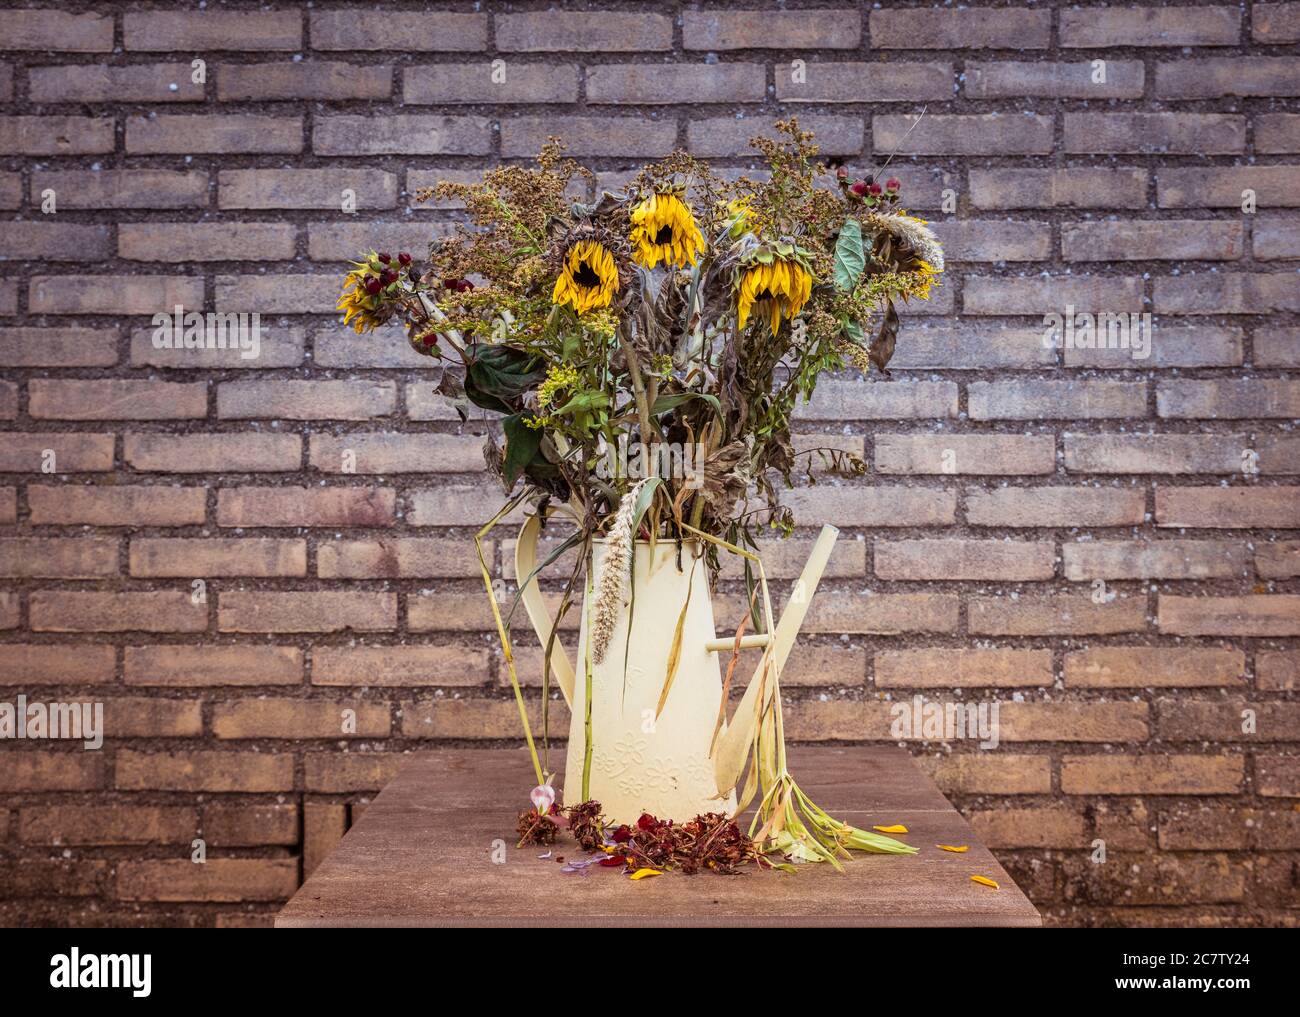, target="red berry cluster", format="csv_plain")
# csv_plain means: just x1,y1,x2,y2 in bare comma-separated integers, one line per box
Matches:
364,251,417,295
836,166,902,206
